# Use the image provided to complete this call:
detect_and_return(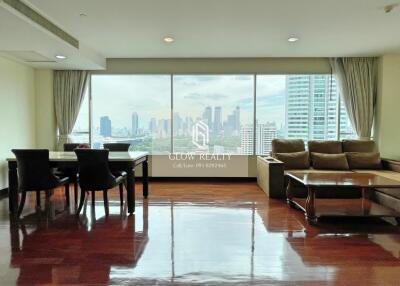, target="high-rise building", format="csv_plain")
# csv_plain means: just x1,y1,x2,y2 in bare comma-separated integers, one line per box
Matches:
173,112,183,136
224,106,241,135
234,106,240,132
240,124,254,155
202,106,212,129
131,112,139,136
100,116,112,137
240,122,277,155
149,117,157,134
256,123,277,155
214,106,222,133
285,75,340,141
